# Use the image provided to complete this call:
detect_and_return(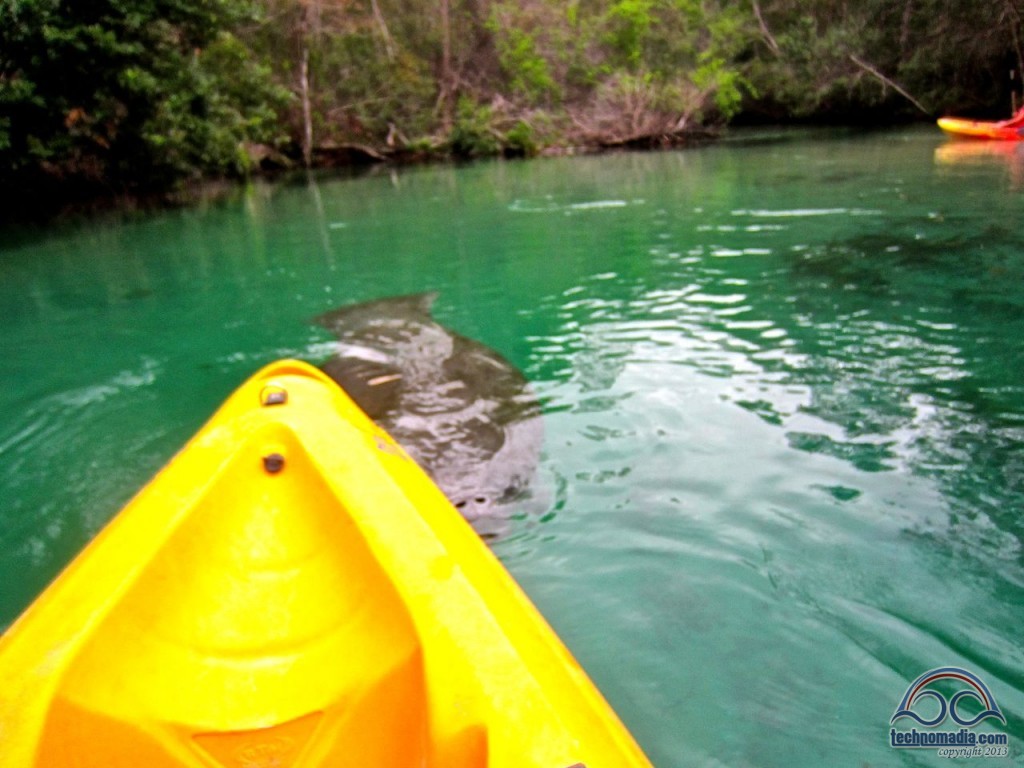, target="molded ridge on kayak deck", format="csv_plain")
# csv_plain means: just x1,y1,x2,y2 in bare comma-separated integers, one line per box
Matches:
0,360,653,768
